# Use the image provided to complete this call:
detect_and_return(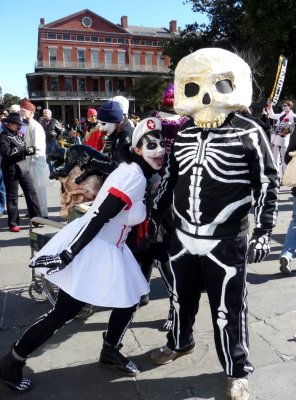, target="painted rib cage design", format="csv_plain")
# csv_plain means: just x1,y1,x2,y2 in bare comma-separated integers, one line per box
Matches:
175,127,251,184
